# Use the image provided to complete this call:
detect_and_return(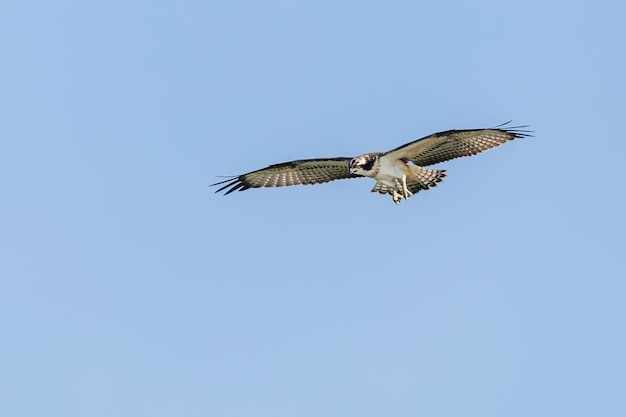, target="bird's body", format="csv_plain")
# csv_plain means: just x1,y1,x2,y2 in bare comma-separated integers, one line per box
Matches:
370,153,403,183
211,123,531,205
